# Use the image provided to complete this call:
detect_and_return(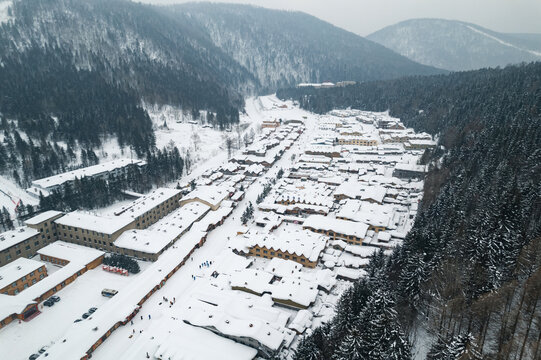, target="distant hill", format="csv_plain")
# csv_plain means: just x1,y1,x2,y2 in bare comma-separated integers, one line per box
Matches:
0,0,443,151
165,3,443,92
367,18,541,71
